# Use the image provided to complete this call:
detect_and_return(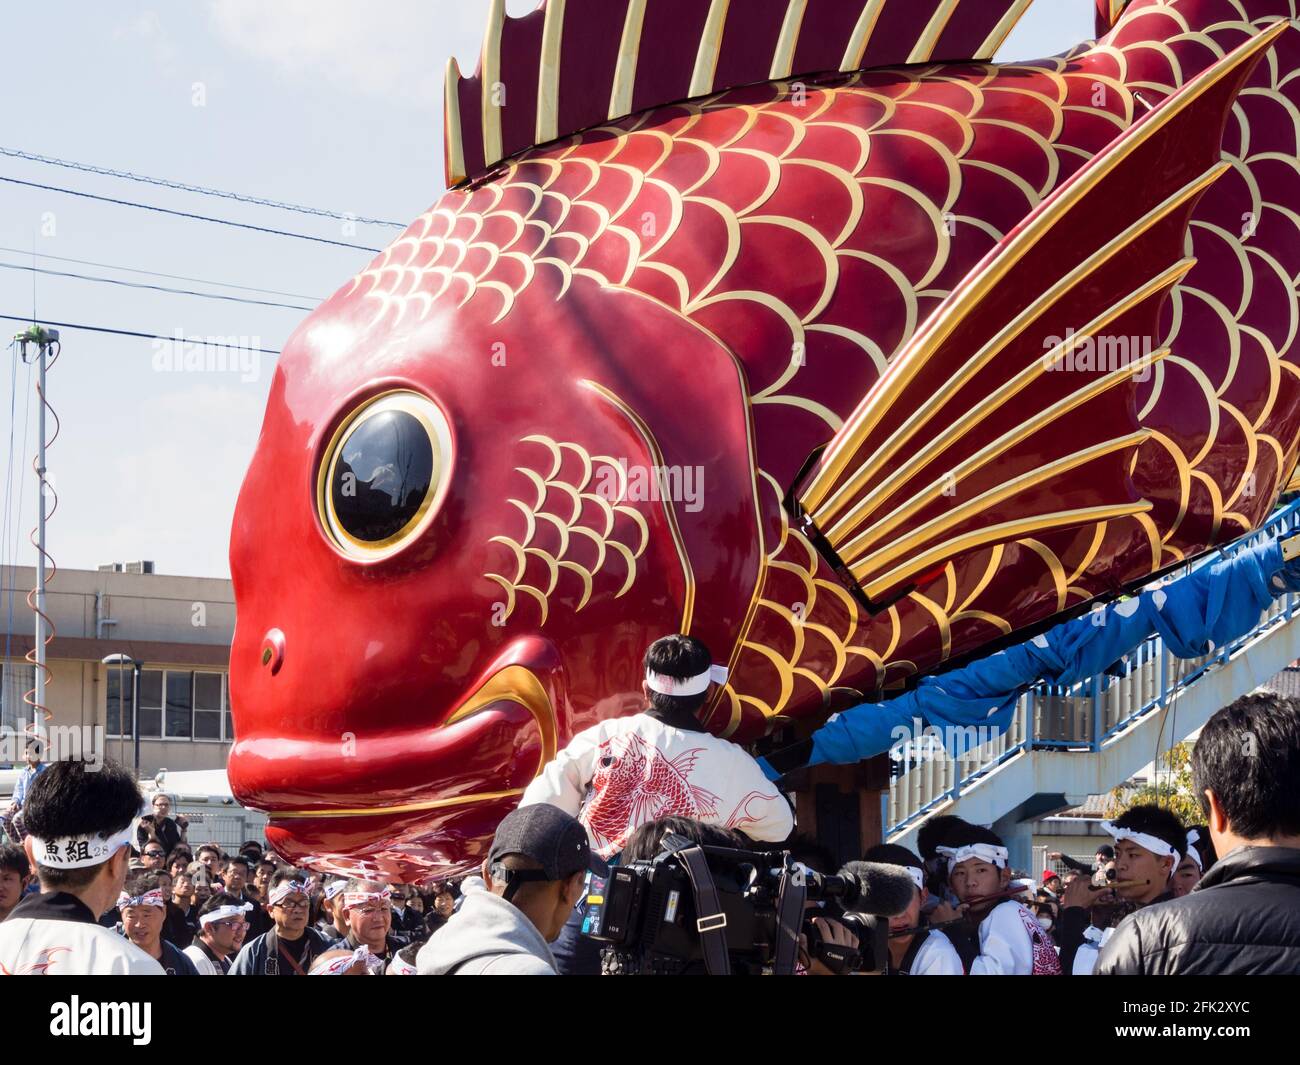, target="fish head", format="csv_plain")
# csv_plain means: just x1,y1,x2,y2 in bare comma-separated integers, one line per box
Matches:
226,187,751,882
